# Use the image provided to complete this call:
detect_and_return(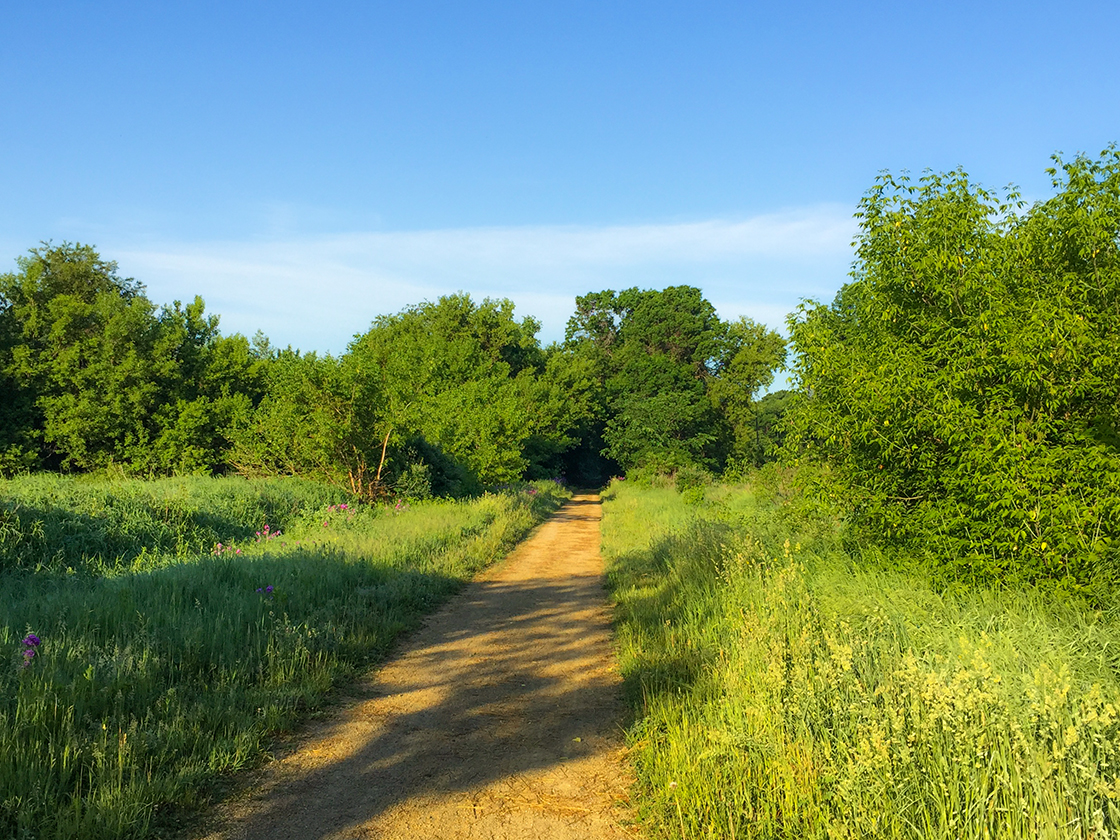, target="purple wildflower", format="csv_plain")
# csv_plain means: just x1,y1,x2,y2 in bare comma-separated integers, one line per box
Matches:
265,585,274,593
22,634,41,647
